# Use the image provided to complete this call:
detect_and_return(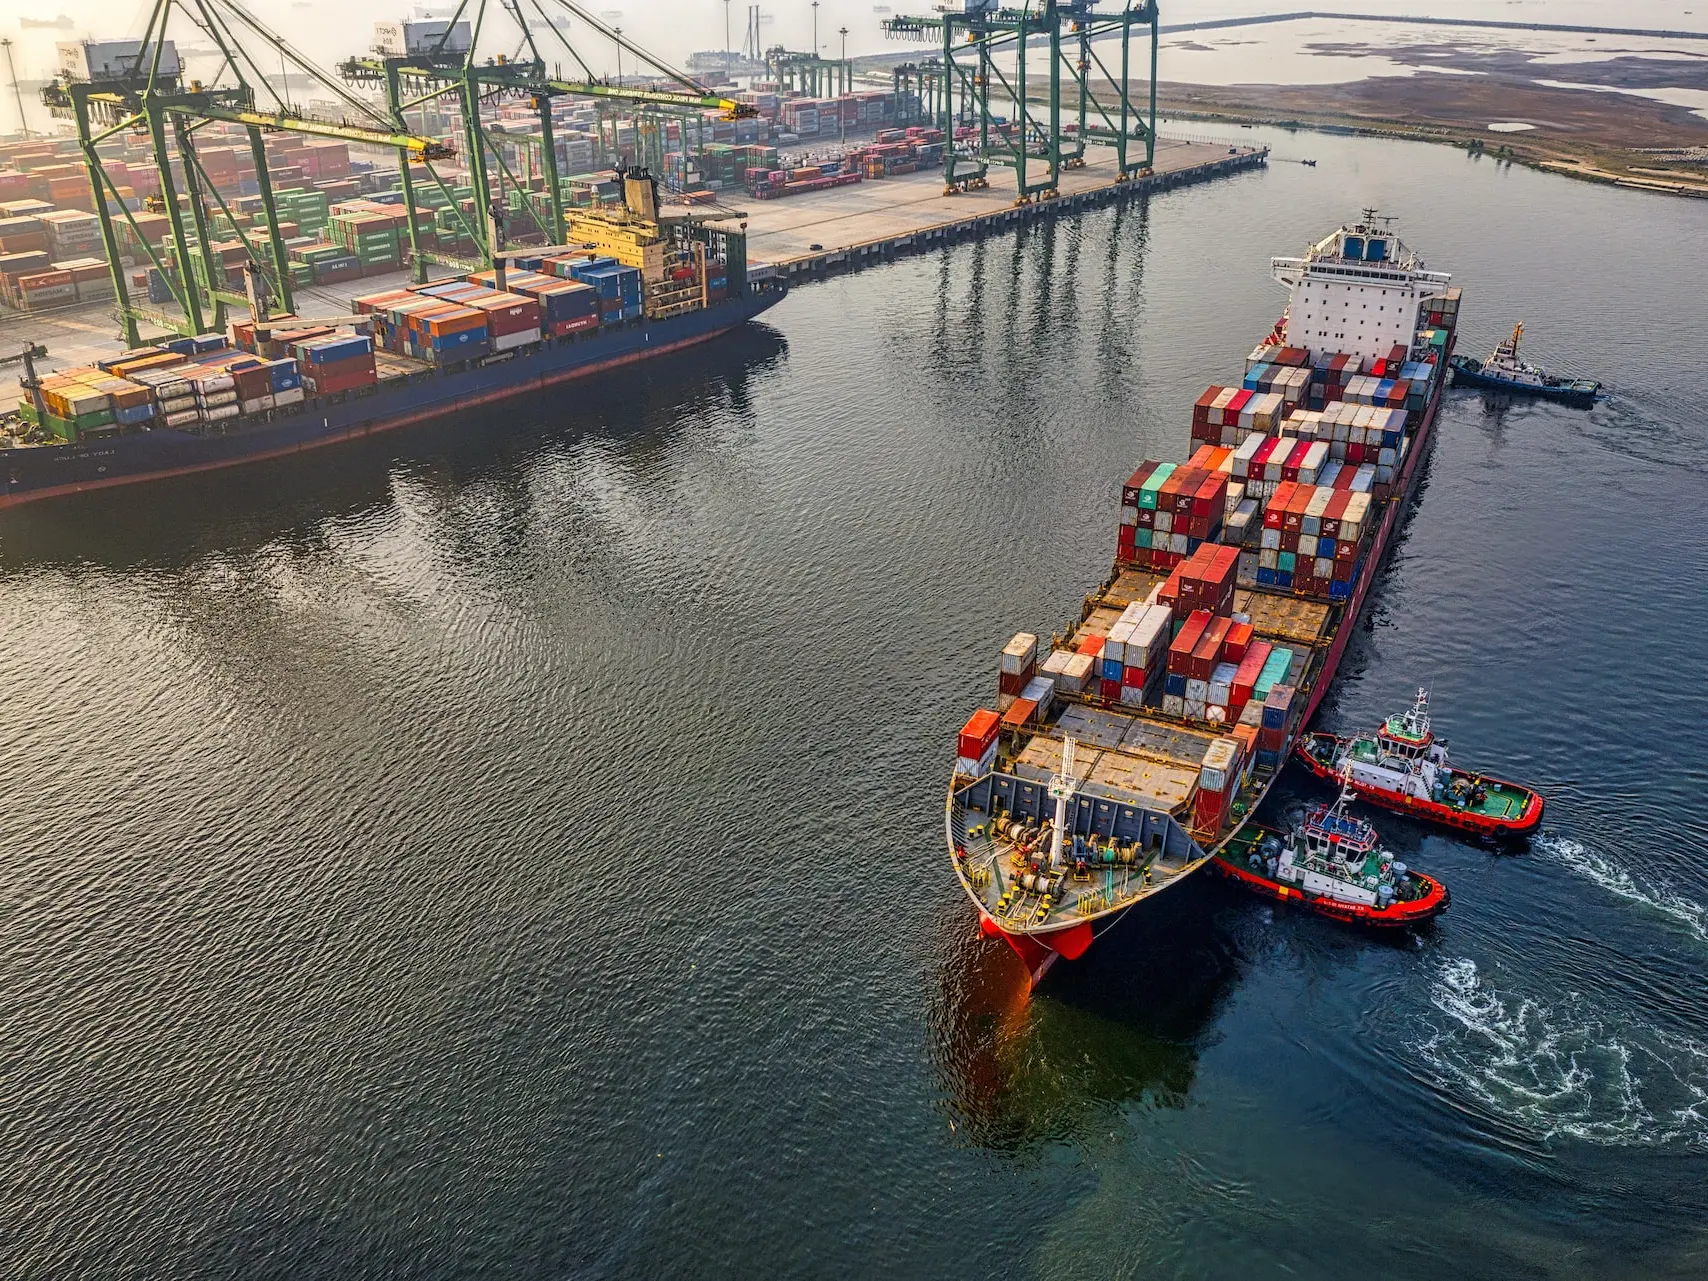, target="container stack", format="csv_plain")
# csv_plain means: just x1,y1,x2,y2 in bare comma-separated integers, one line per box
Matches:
464,270,599,335
1098,601,1172,707
999,632,1038,703
956,708,1000,778
1256,482,1373,598
1193,737,1243,834
293,333,377,396
1117,460,1228,569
